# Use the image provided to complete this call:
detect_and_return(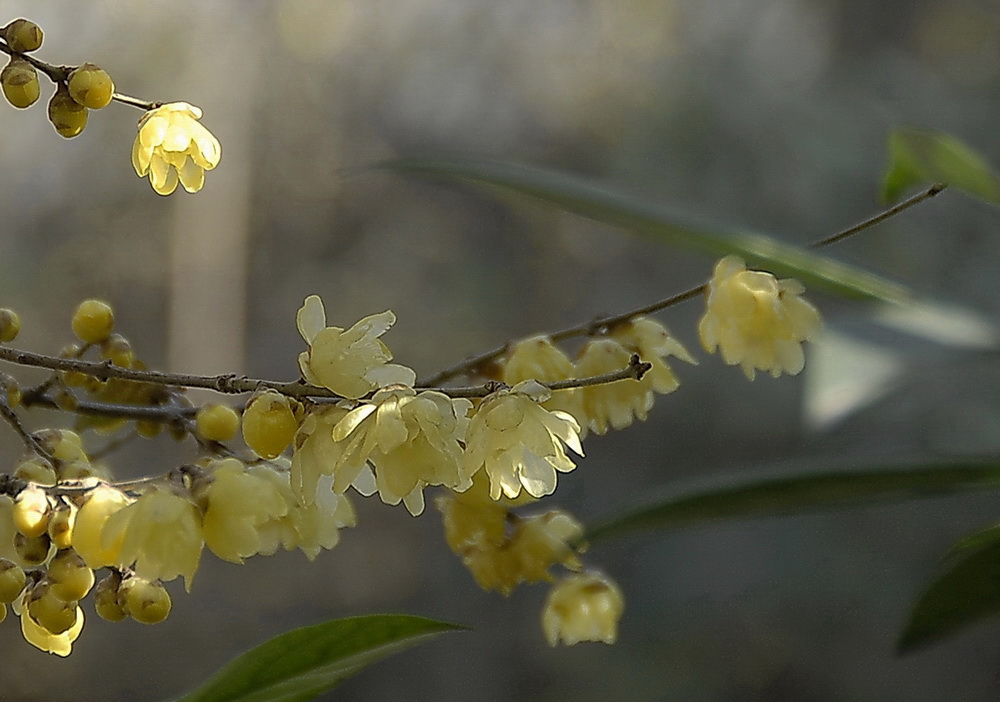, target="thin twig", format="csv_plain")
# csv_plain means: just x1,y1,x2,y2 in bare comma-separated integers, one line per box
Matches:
0,392,53,465
419,182,949,385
